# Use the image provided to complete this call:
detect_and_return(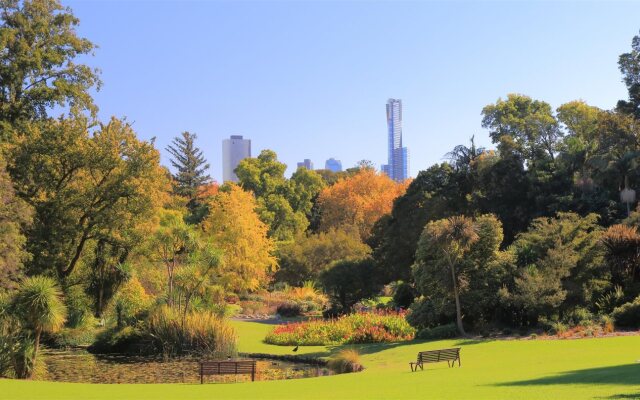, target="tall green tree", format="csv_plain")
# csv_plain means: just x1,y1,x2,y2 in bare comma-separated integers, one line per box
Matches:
482,94,562,164
414,216,480,335
370,163,470,283
235,150,308,240
9,117,168,280
617,30,640,119
413,215,505,334
0,156,32,290
166,131,211,221
499,213,606,326
0,0,100,139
